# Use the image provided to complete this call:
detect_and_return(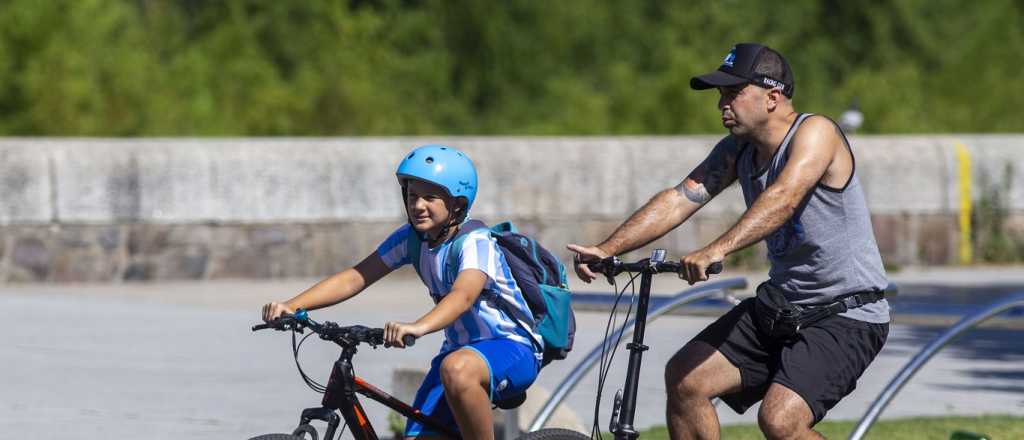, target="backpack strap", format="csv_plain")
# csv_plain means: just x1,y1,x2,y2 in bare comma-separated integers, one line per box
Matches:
441,219,490,285
446,220,544,352
493,295,544,352
405,230,424,280
406,220,488,282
